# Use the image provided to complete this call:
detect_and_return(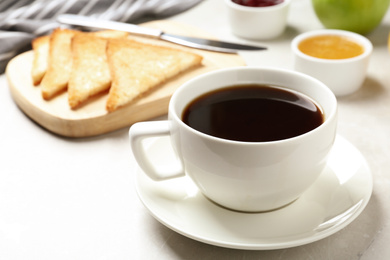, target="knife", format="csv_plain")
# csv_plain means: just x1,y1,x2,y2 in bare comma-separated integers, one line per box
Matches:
56,14,266,53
